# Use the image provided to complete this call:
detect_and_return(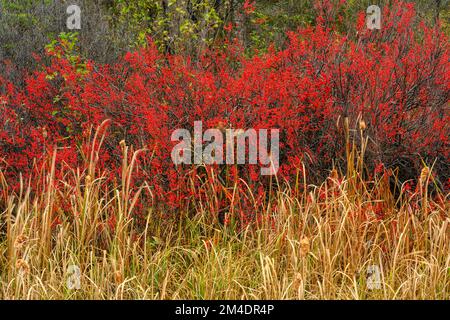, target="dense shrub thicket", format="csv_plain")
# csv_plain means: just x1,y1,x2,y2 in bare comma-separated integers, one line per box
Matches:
0,1,449,214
